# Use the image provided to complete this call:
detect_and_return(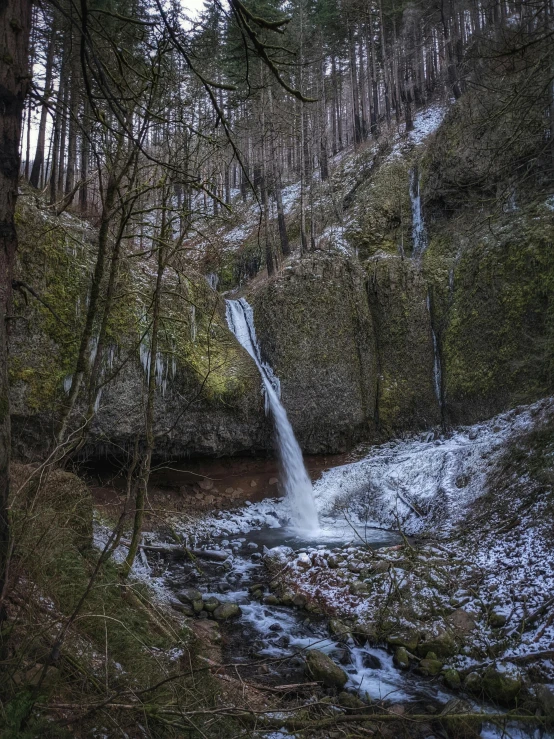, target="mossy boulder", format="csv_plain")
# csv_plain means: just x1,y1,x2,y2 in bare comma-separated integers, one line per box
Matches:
393,647,410,670
482,666,522,705
417,630,458,659
305,649,348,689
444,668,462,690
212,602,242,621
249,254,377,453
386,630,420,653
417,658,443,676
